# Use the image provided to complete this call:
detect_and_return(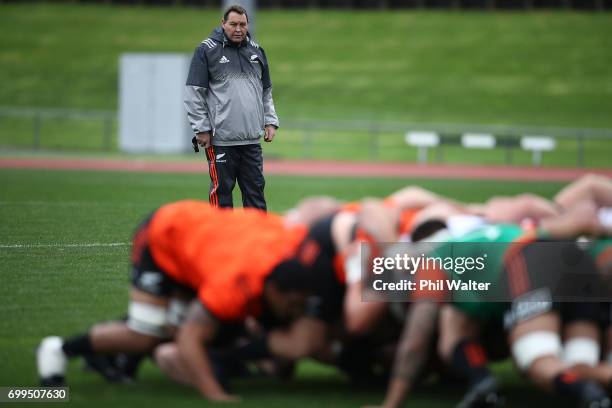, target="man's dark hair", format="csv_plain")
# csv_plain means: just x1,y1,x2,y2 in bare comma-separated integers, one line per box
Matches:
411,220,447,242
266,259,314,292
223,5,249,22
